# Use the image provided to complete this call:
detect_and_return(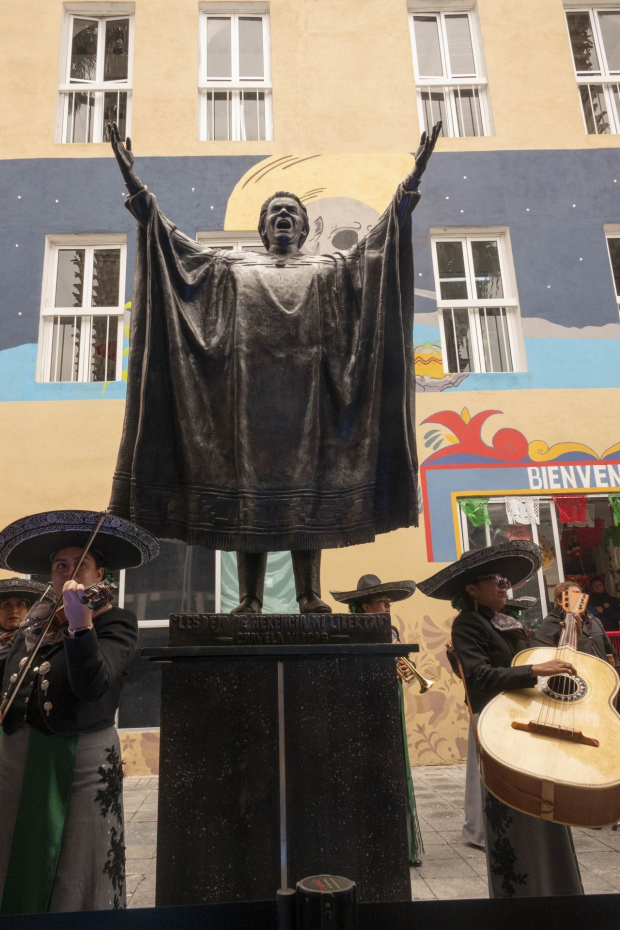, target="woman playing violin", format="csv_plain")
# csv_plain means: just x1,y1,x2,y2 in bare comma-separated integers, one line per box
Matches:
0,510,159,915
